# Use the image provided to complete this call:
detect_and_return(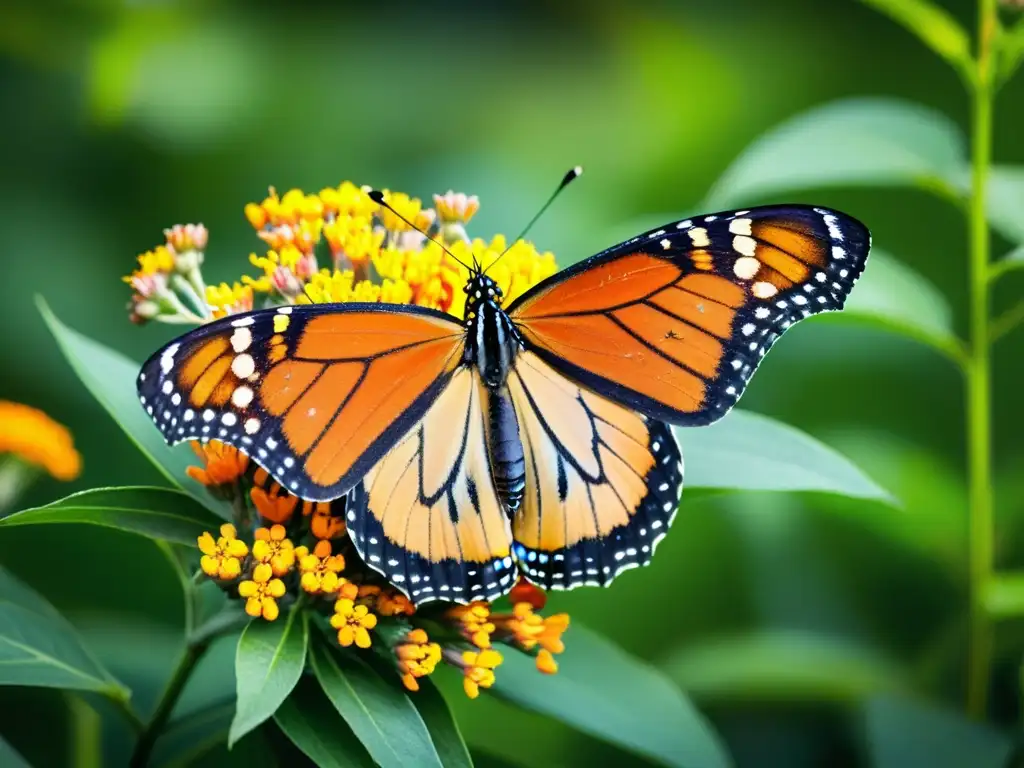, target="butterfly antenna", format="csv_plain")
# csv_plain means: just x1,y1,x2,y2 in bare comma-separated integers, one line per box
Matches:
367,190,474,273
484,165,582,275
